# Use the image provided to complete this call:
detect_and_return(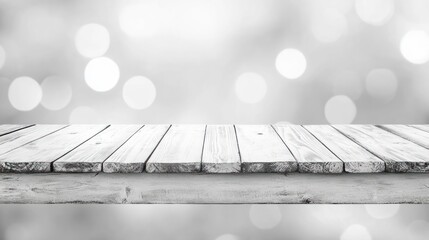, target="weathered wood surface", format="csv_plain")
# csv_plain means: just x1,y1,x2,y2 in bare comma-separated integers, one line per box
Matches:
410,125,429,133
53,125,142,173
334,125,429,172
0,125,66,155
235,125,297,173
0,124,33,137
274,125,343,173
304,125,385,173
0,125,107,173
202,125,241,173
1,173,429,203
104,125,170,173
146,125,205,173
379,125,429,149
